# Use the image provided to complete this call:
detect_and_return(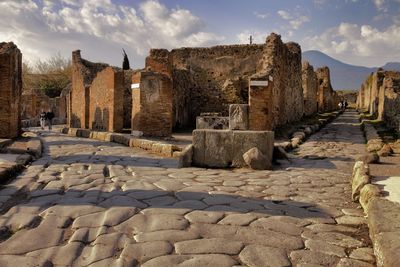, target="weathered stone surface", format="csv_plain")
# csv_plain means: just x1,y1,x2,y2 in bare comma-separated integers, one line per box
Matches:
134,229,200,242
378,144,393,157
351,161,370,201
359,184,381,212
239,245,290,267
350,247,375,263
175,238,243,255
336,215,366,226
119,241,173,262
290,250,339,266
142,254,237,267
229,104,249,130
184,210,225,224
337,258,374,267
358,153,380,164
196,116,229,130
305,239,346,257
301,231,364,248
243,147,271,170
72,207,137,228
